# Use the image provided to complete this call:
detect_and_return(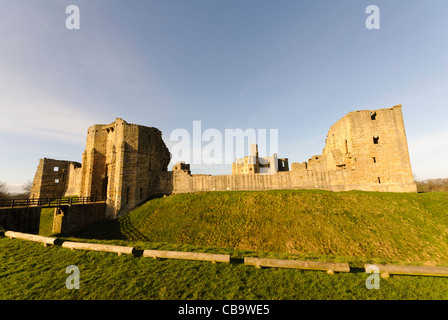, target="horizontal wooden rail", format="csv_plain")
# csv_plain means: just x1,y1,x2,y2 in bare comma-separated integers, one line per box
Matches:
0,196,106,209
244,257,350,274
61,241,135,256
4,231,57,247
143,249,230,264
5,231,448,278
365,263,448,278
